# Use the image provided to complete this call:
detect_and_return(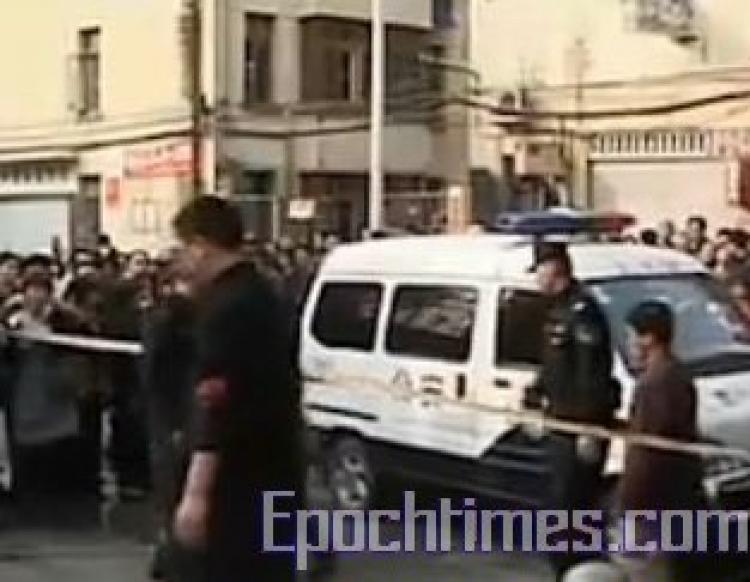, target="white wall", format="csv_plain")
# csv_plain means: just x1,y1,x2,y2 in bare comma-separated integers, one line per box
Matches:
468,0,750,220
0,0,186,130
80,137,203,252
590,159,750,230
471,0,750,93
